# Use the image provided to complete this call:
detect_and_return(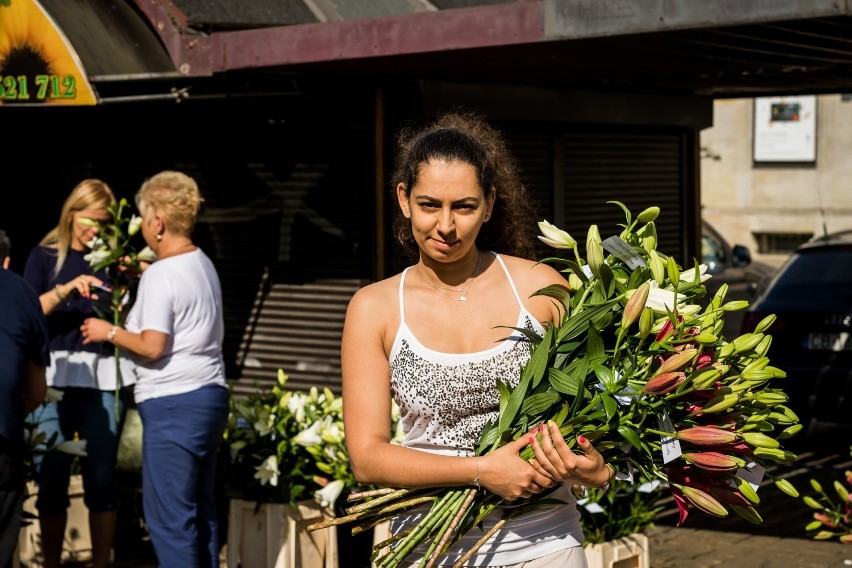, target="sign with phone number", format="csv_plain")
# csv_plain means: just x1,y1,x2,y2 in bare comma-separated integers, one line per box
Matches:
0,74,78,100
0,0,98,105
